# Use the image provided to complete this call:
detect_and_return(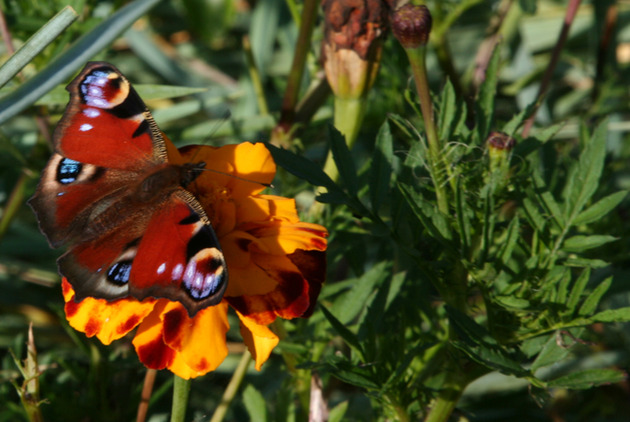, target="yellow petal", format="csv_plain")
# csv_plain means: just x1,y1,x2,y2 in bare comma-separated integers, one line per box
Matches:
237,311,279,370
